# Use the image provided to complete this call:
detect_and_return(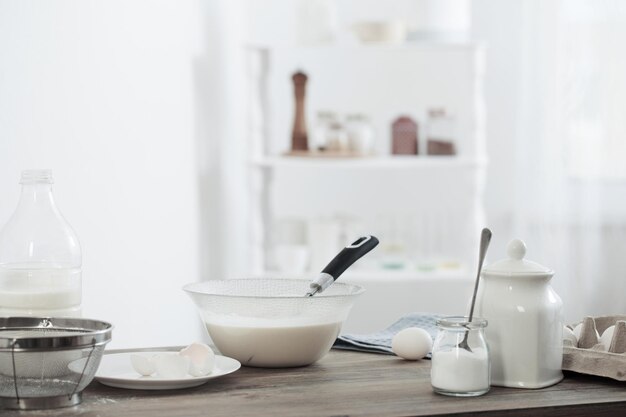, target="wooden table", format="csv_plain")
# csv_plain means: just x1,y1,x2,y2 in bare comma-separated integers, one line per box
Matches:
5,349,626,417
